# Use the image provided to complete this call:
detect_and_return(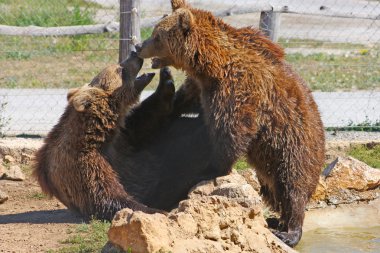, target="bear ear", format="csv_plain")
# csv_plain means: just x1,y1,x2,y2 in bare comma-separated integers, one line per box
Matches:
67,88,80,101
171,0,186,11
70,91,92,112
178,9,194,34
